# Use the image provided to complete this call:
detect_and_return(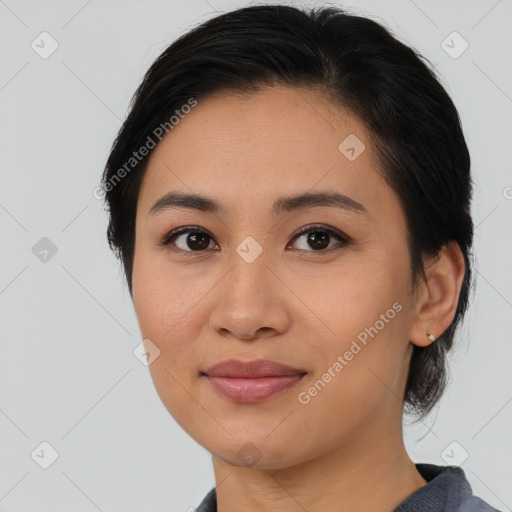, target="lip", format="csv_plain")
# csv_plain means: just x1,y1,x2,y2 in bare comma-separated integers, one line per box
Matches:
201,359,307,403
203,358,307,378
